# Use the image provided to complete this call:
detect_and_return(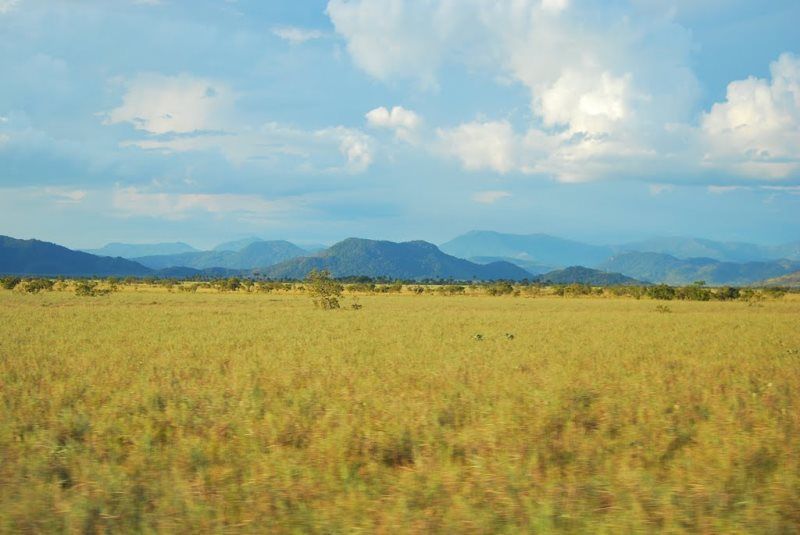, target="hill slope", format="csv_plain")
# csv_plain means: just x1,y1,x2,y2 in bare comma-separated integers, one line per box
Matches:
757,271,800,288
262,238,532,281
84,242,198,258
1,236,153,277
212,237,266,252
538,266,645,286
134,241,307,270
616,237,800,262
602,252,800,286
441,231,612,267
468,256,554,276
